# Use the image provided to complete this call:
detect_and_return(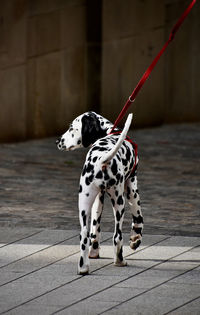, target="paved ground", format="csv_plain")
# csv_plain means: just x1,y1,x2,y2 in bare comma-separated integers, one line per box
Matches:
0,227,199,315
0,123,200,314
